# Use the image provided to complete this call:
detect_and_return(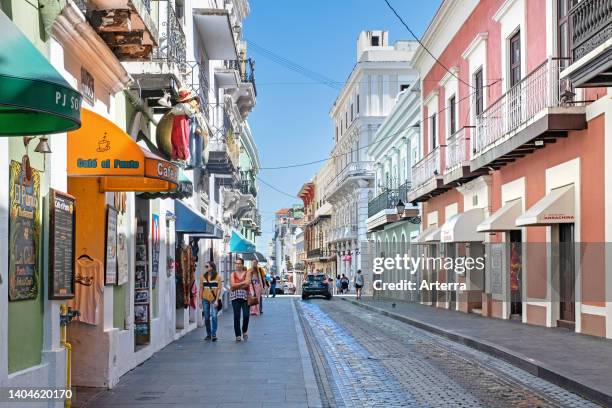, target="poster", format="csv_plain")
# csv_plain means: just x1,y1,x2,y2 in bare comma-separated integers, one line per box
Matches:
8,160,41,301
49,189,76,299
151,214,160,288
104,206,118,285
116,209,129,285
